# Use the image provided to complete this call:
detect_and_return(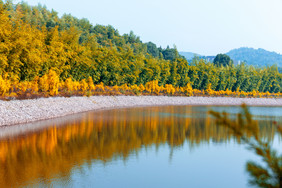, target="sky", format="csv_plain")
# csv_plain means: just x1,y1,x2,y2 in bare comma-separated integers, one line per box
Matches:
13,0,282,55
